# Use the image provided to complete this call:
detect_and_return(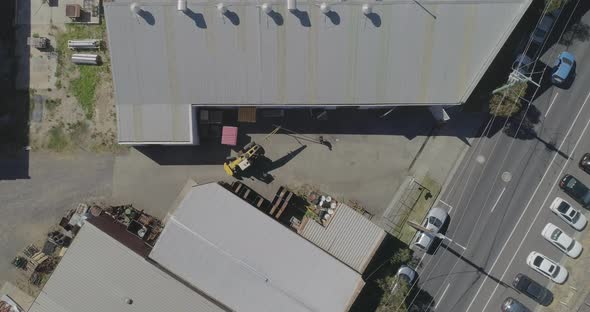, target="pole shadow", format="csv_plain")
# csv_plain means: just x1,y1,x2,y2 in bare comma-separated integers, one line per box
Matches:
267,11,284,26
223,10,240,26
291,9,311,27
138,10,156,25
440,242,511,289
365,13,381,27
184,8,207,28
